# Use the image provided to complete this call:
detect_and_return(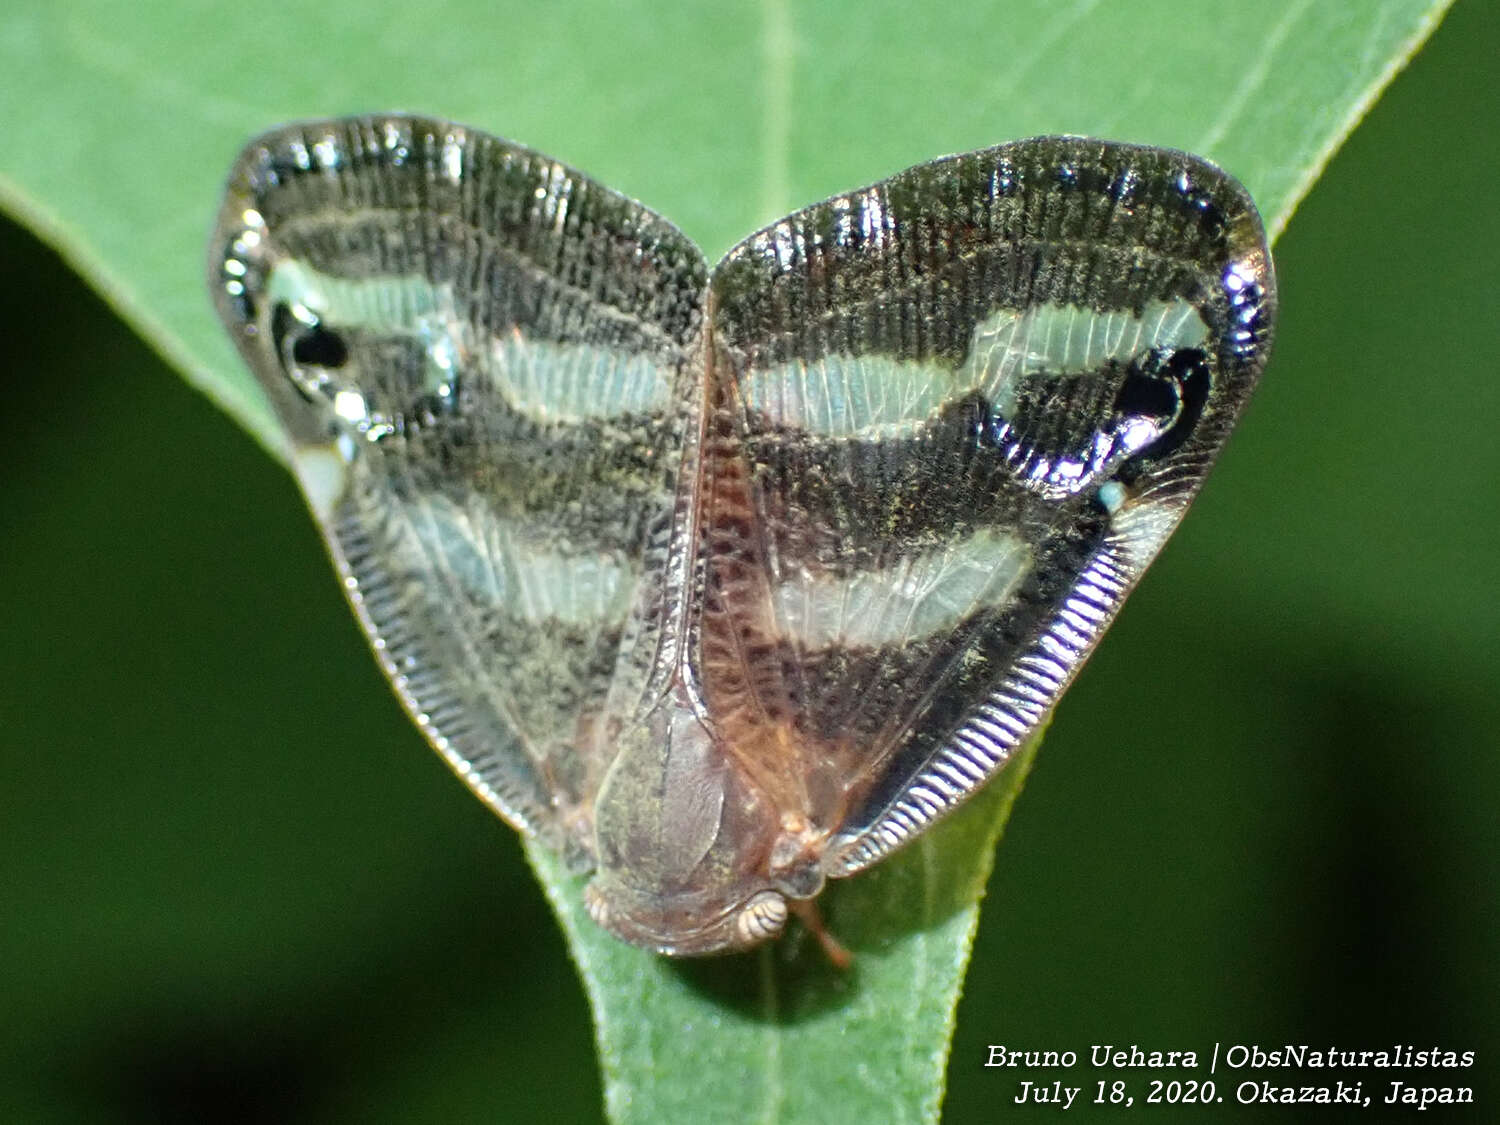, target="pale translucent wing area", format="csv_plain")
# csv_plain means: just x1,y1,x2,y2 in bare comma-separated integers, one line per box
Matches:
209,116,707,853
705,138,1275,873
